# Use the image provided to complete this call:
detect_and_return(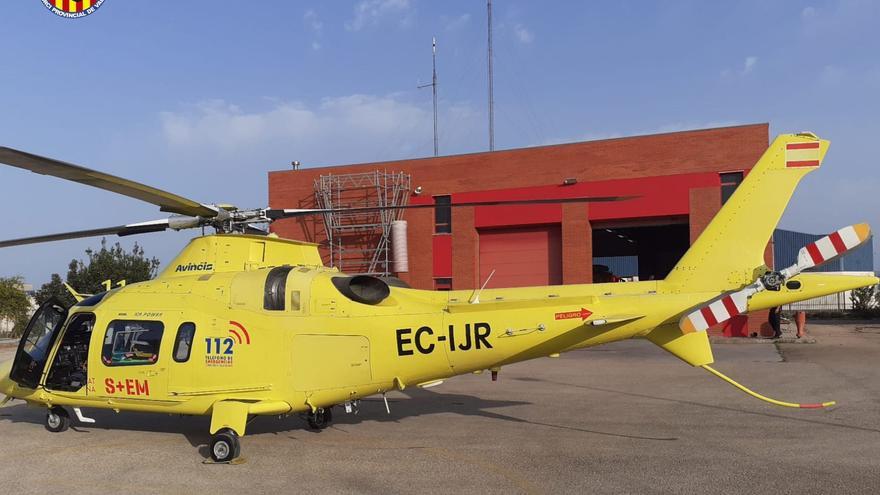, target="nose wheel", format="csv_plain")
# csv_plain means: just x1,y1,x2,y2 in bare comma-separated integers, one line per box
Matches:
45,406,70,433
307,407,333,429
210,428,241,463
